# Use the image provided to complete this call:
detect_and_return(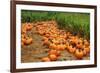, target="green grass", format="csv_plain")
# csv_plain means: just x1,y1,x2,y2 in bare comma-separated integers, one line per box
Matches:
21,10,90,40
